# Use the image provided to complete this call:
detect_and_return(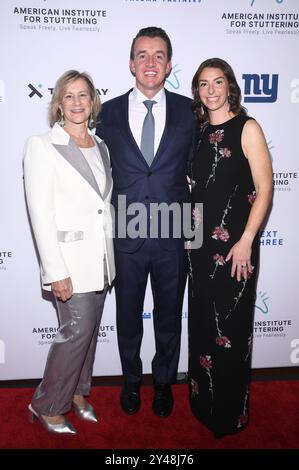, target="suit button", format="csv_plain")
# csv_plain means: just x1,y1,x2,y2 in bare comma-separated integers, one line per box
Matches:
98,209,103,214
145,196,149,200
148,171,152,176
